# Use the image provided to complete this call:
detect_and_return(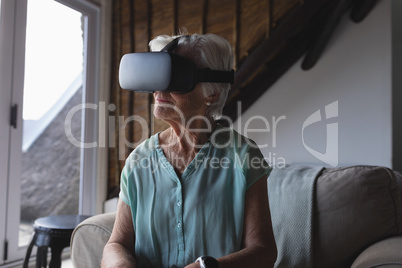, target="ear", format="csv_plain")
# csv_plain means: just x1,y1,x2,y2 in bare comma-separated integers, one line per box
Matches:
205,92,220,105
